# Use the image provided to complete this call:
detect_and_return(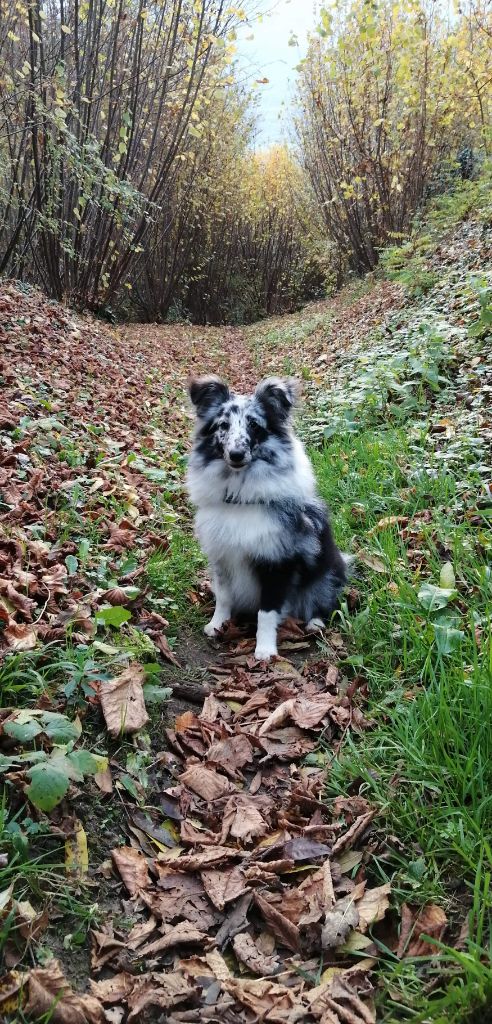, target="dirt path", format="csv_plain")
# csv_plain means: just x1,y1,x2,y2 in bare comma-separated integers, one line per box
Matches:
119,321,259,392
